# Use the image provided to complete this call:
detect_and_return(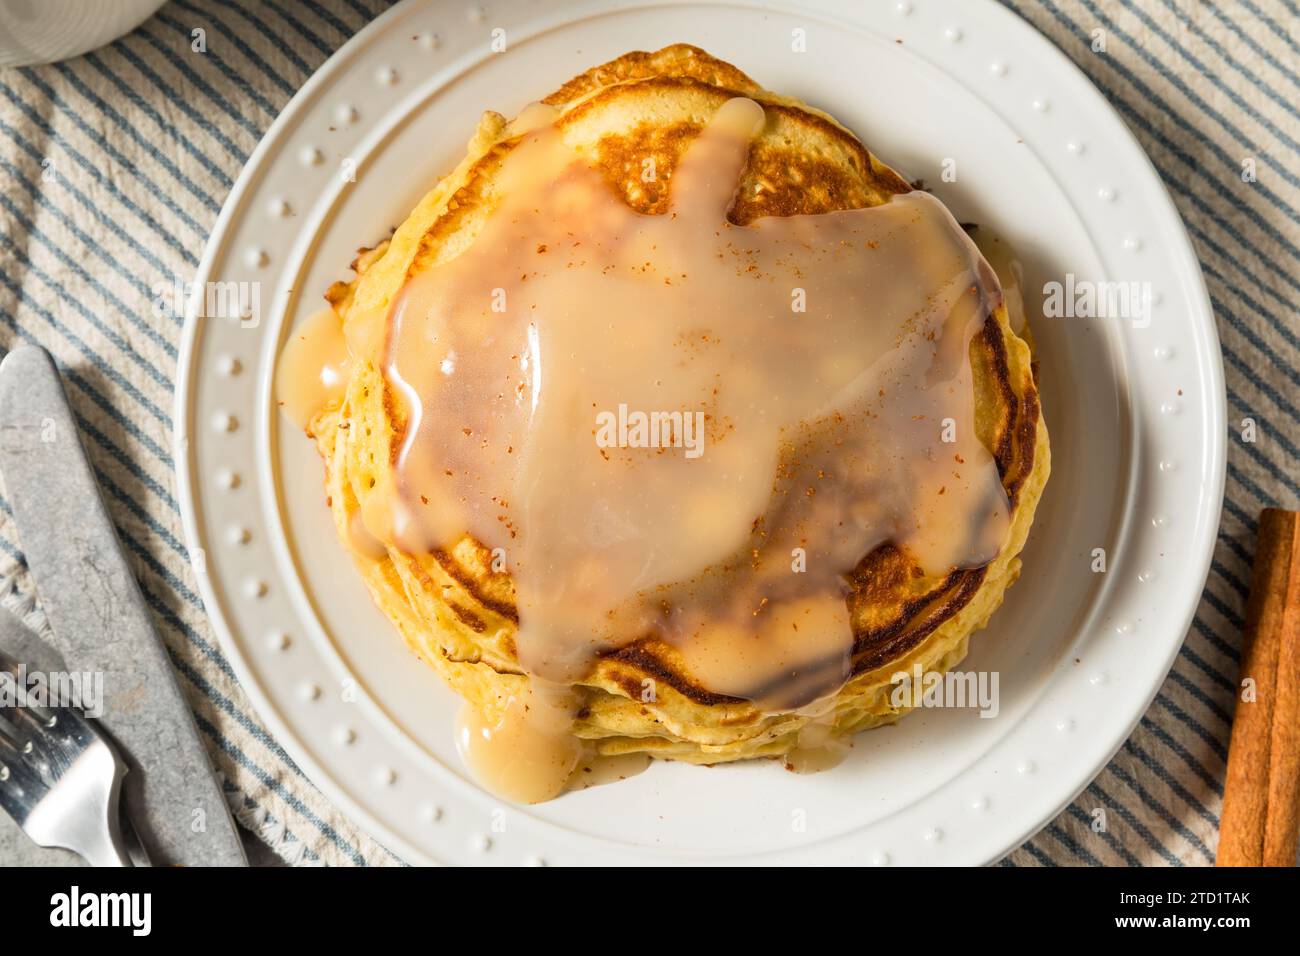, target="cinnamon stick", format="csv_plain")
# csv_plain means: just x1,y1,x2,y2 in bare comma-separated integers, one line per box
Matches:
1217,508,1300,866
